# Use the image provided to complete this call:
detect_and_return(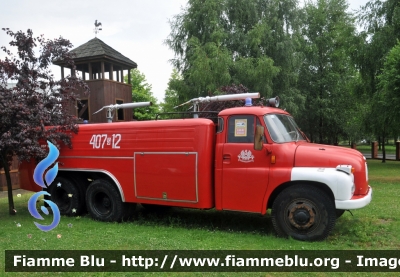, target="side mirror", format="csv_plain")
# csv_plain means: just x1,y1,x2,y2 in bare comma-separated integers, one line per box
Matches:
254,125,264,151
